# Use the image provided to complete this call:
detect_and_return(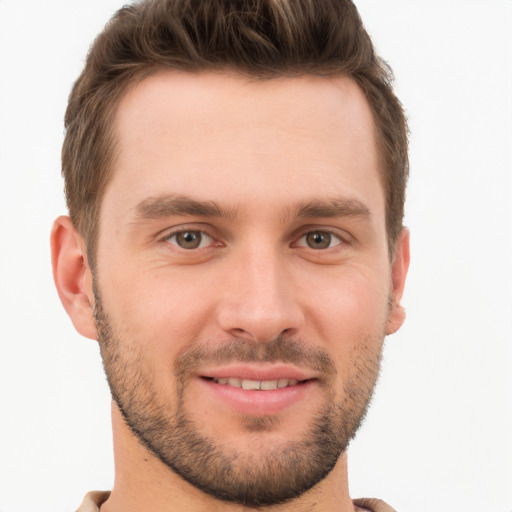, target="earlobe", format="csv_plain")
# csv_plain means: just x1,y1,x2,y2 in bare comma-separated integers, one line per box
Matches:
51,216,97,340
386,228,410,335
